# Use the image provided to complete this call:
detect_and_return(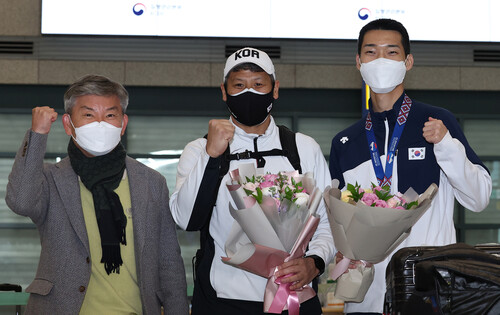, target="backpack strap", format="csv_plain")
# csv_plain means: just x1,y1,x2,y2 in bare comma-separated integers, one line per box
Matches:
278,125,302,174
